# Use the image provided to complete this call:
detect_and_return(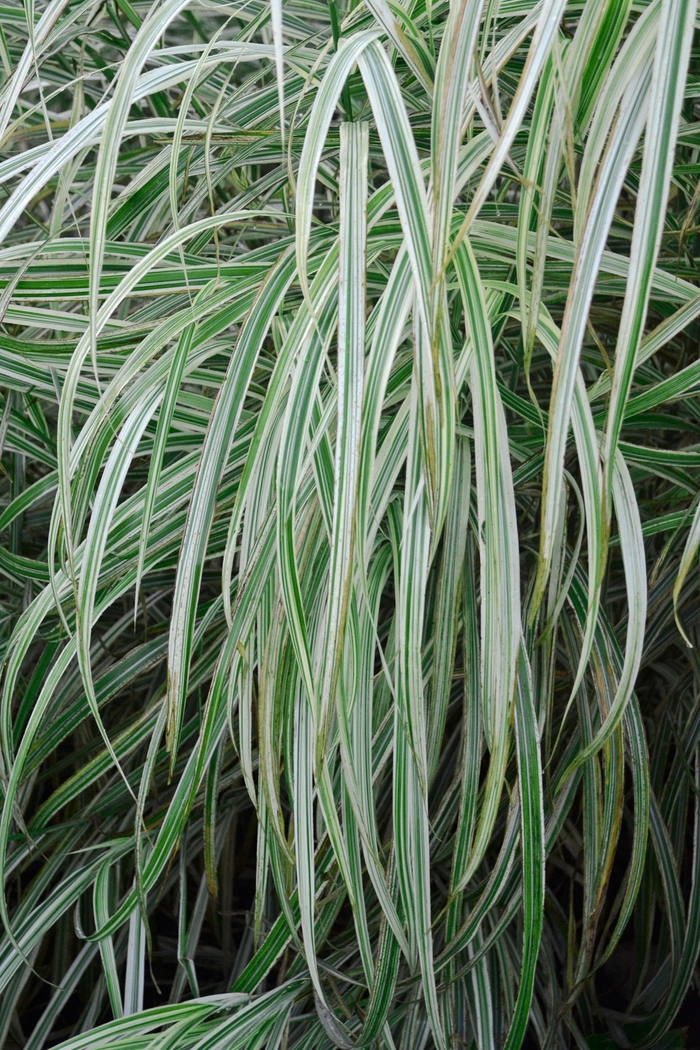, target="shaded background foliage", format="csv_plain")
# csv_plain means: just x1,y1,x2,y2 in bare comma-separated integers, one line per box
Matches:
1,0,700,1047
